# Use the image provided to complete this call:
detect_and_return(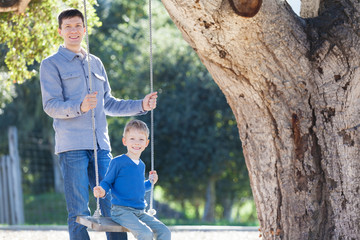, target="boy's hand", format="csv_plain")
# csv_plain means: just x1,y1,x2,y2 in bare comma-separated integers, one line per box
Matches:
93,186,105,198
142,92,158,111
149,170,158,184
